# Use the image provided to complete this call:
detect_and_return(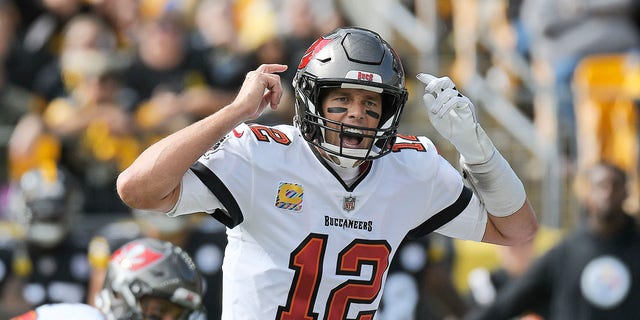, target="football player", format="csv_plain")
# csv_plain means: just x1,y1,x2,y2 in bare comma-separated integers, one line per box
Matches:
86,210,226,319
0,165,88,315
11,237,204,320
117,27,538,319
